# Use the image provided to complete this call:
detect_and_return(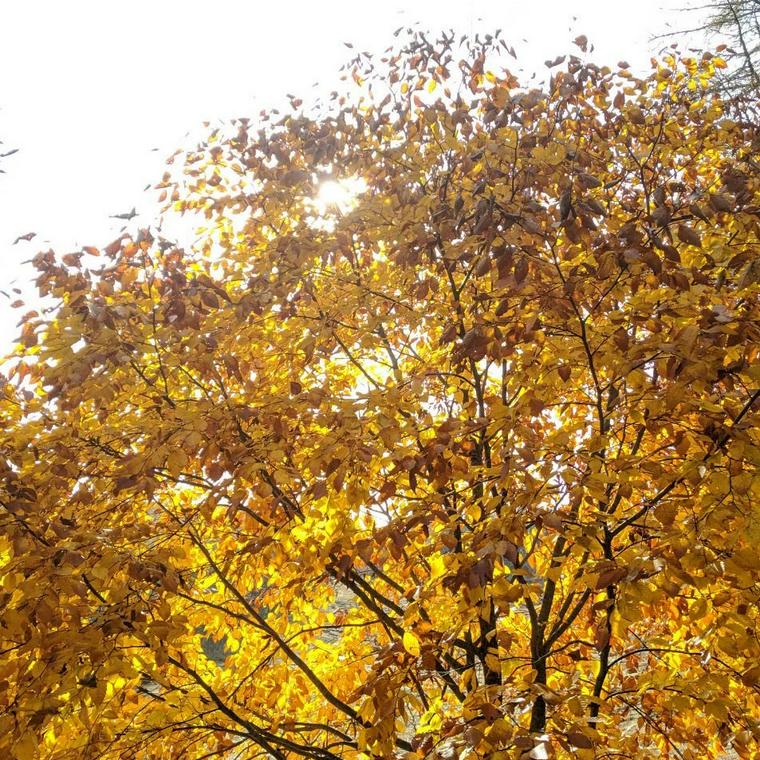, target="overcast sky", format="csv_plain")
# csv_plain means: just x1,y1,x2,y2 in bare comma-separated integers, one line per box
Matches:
0,0,695,347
